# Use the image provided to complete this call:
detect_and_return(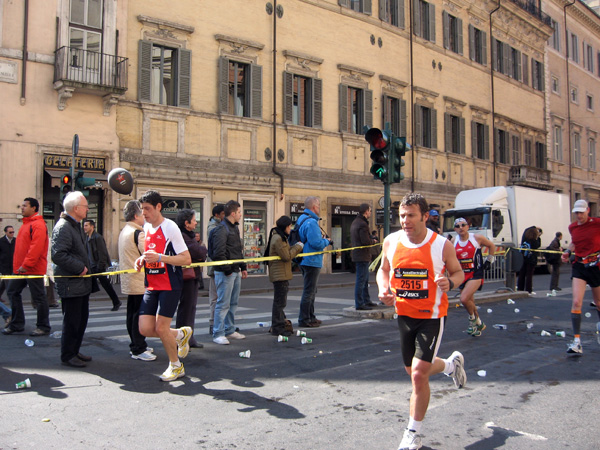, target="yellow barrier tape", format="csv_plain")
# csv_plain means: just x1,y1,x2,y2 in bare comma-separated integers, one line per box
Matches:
0,243,383,280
